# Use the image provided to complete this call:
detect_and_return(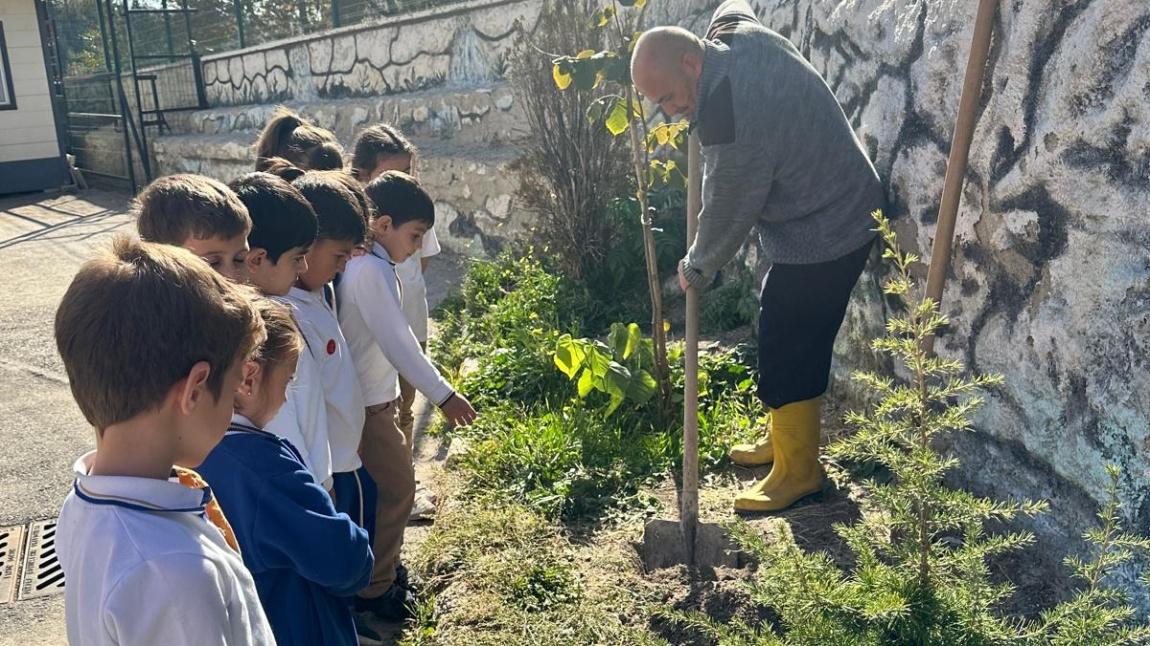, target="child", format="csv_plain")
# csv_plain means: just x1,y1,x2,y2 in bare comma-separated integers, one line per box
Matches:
255,107,344,172
196,298,373,646
134,174,251,283
229,172,333,490
55,237,273,646
281,170,377,538
338,170,477,621
351,125,441,518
